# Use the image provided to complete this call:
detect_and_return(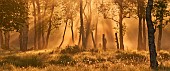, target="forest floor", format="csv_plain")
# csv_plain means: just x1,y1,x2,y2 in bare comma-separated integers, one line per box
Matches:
0,47,170,71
